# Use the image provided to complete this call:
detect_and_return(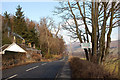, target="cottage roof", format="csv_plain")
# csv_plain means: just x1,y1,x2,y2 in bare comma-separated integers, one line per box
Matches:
0,44,10,51
2,42,27,54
